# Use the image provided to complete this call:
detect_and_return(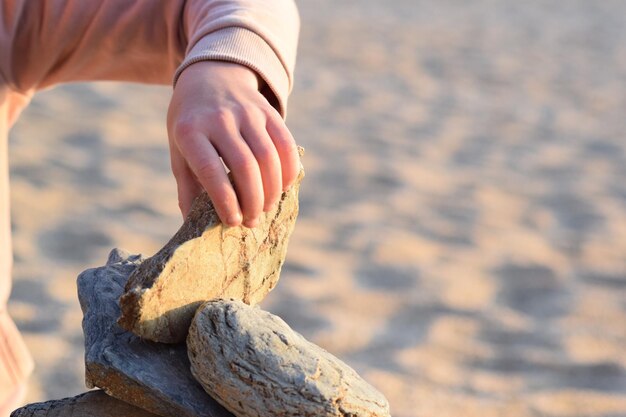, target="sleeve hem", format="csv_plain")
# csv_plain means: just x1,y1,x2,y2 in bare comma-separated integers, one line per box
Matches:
173,27,291,118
